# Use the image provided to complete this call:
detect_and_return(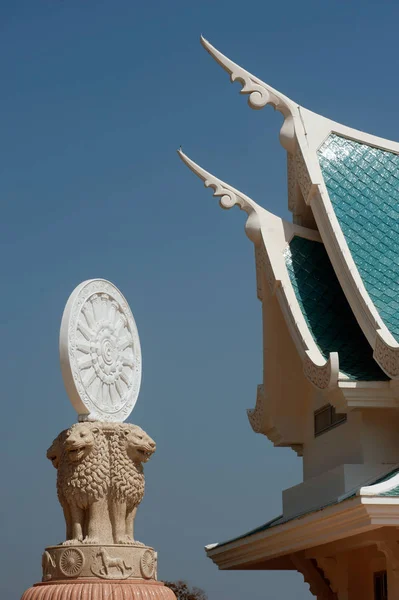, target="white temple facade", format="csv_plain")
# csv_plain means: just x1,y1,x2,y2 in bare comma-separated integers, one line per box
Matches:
179,37,399,600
